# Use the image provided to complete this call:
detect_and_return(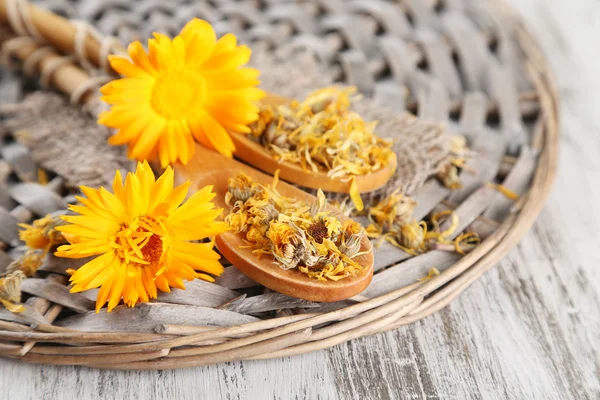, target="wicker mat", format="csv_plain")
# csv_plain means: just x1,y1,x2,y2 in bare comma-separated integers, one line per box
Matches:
0,0,559,370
